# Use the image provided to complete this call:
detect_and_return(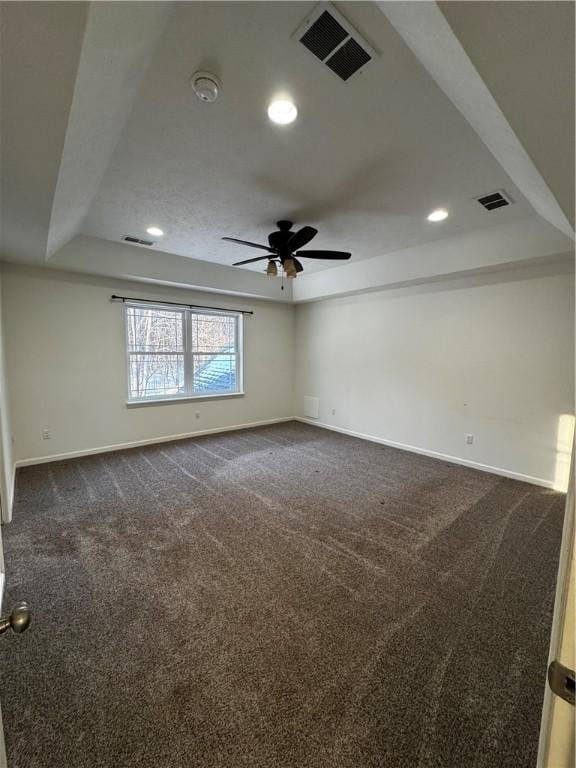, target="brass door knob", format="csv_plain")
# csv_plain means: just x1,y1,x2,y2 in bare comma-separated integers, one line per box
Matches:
0,601,31,635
